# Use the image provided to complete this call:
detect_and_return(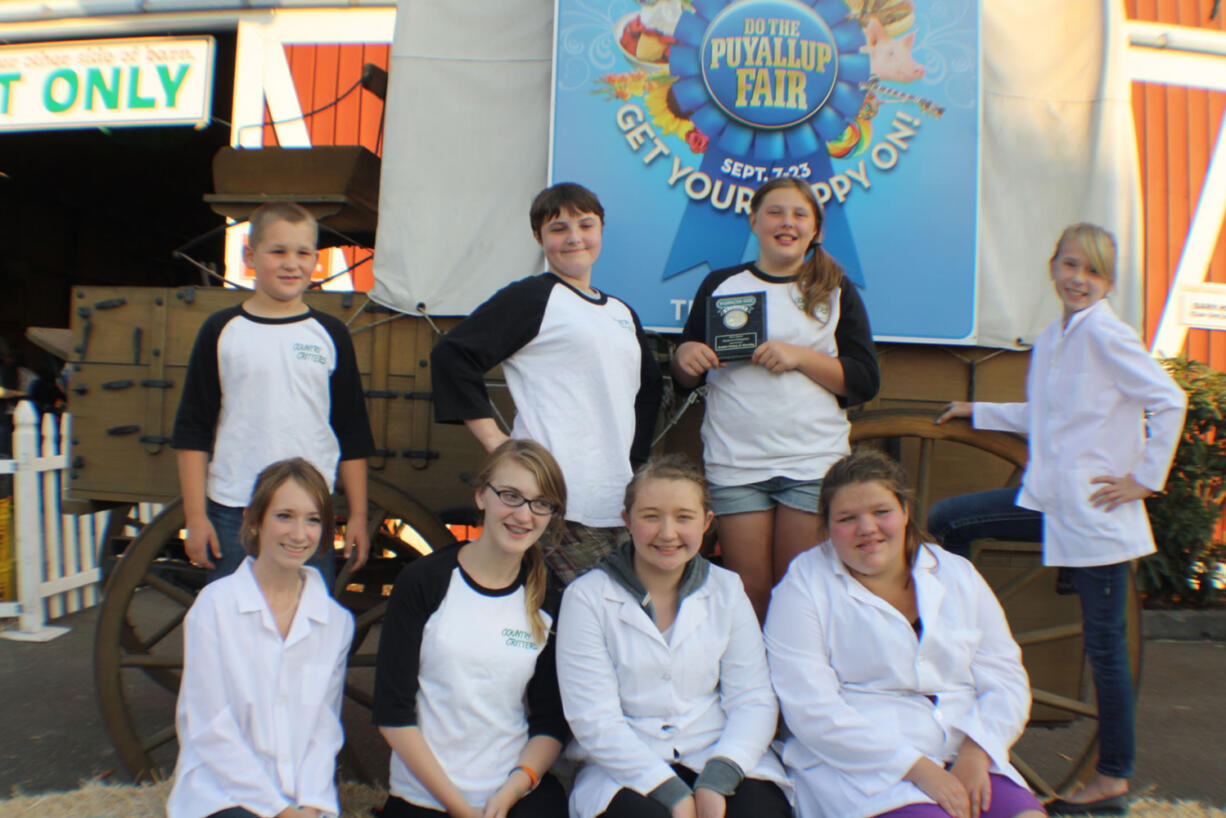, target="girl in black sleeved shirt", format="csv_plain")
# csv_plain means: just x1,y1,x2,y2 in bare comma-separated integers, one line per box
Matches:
373,440,570,818
672,177,879,621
